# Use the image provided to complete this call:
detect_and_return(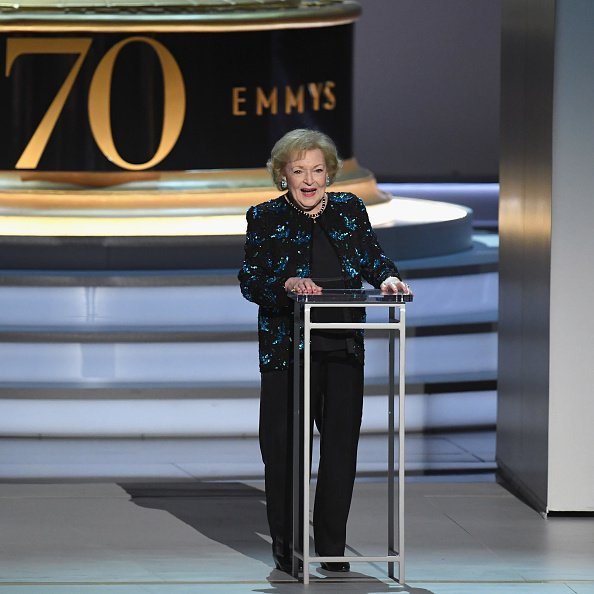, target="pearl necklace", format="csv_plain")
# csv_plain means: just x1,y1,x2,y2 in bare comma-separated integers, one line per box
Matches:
285,193,327,222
